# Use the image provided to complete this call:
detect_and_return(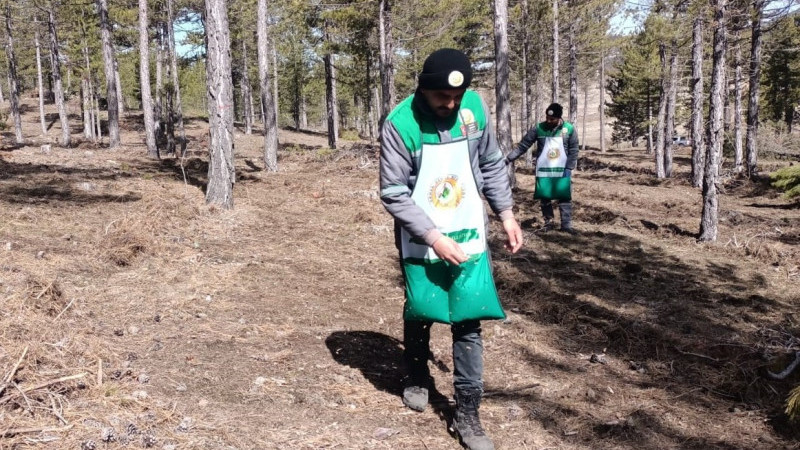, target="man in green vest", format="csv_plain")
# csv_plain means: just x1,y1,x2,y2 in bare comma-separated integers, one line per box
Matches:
379,48,523,450
506,103,579,233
